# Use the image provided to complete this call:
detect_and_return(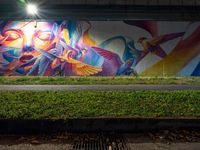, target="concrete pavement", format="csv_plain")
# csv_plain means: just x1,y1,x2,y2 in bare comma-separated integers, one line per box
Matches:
0,143,200,150
1,132,200,150
0,84,200,91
